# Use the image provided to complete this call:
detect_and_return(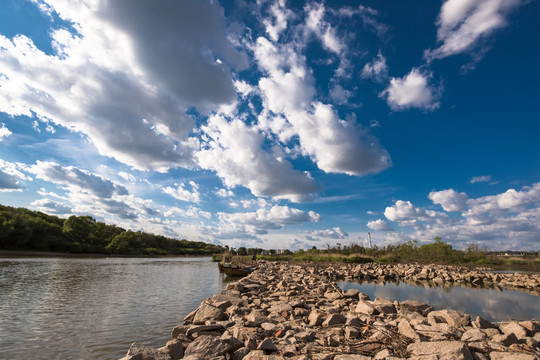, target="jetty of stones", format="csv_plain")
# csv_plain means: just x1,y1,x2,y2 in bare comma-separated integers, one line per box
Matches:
119,261,540,360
